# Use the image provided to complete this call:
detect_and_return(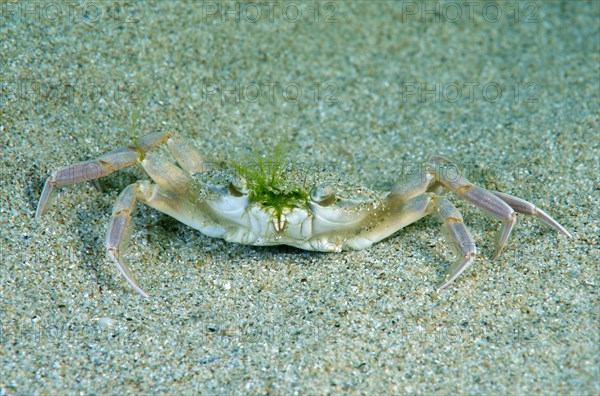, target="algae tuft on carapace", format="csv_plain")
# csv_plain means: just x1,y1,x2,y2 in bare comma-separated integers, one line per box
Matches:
229,146,311,218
